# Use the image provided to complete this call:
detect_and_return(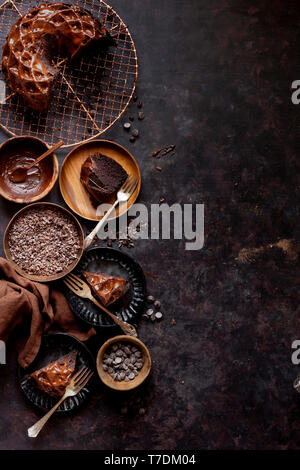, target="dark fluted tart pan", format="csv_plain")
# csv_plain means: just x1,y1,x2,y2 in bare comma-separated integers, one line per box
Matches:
18,333,94,413
63,247,146,327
